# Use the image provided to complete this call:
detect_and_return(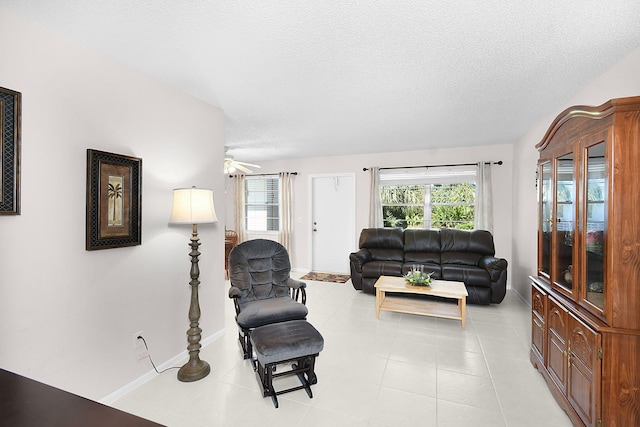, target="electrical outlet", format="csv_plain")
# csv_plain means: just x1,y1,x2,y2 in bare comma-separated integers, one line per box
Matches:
133,331,144,349
136,349,149,360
